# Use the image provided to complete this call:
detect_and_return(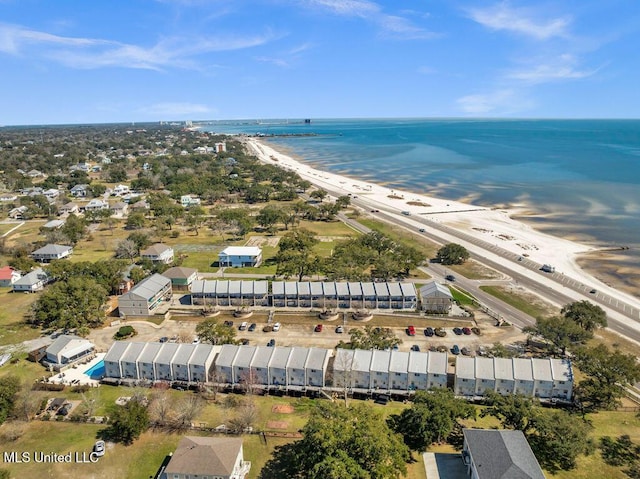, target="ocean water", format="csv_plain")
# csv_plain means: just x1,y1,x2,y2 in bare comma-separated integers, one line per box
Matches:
204,118,640,265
